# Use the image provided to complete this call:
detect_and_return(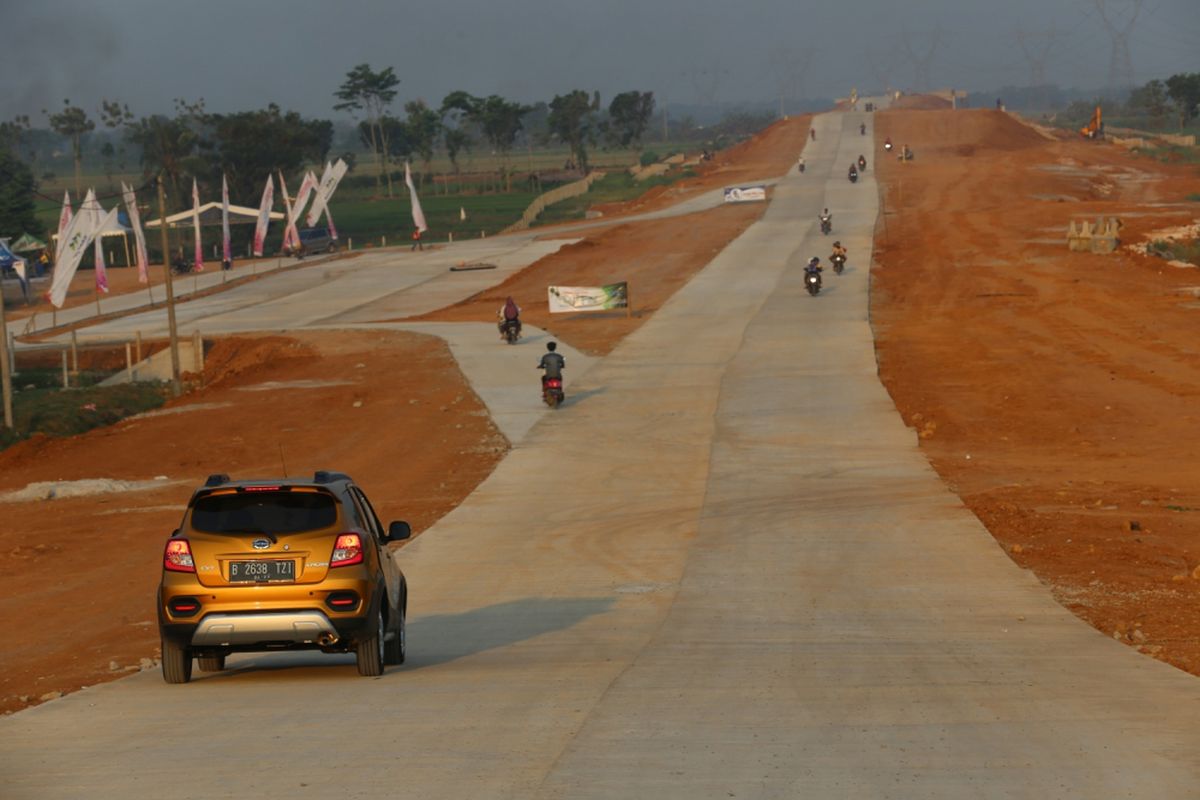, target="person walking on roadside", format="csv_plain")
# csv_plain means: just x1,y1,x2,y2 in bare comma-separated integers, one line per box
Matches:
411,228,423,251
